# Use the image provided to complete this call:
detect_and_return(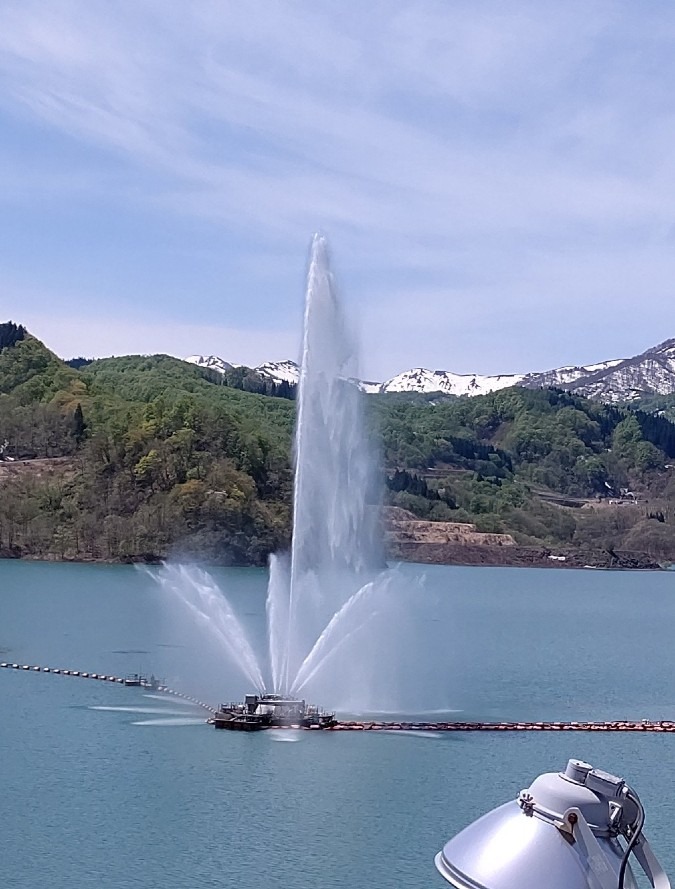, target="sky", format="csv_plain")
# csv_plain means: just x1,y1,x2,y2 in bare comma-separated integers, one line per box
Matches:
2,1,675,381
